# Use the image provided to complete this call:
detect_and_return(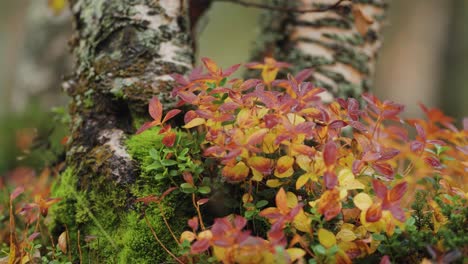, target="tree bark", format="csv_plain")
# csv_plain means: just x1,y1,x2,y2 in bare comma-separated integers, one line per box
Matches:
52,0,193,262
251,0,388,98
